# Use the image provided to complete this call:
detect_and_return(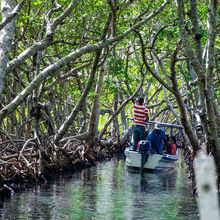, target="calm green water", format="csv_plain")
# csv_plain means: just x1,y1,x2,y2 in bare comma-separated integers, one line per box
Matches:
0,154,199,220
